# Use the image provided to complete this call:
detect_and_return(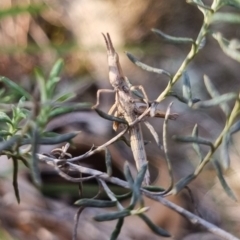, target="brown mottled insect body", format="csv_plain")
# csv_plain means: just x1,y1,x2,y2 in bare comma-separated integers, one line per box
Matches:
102,33,150,185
